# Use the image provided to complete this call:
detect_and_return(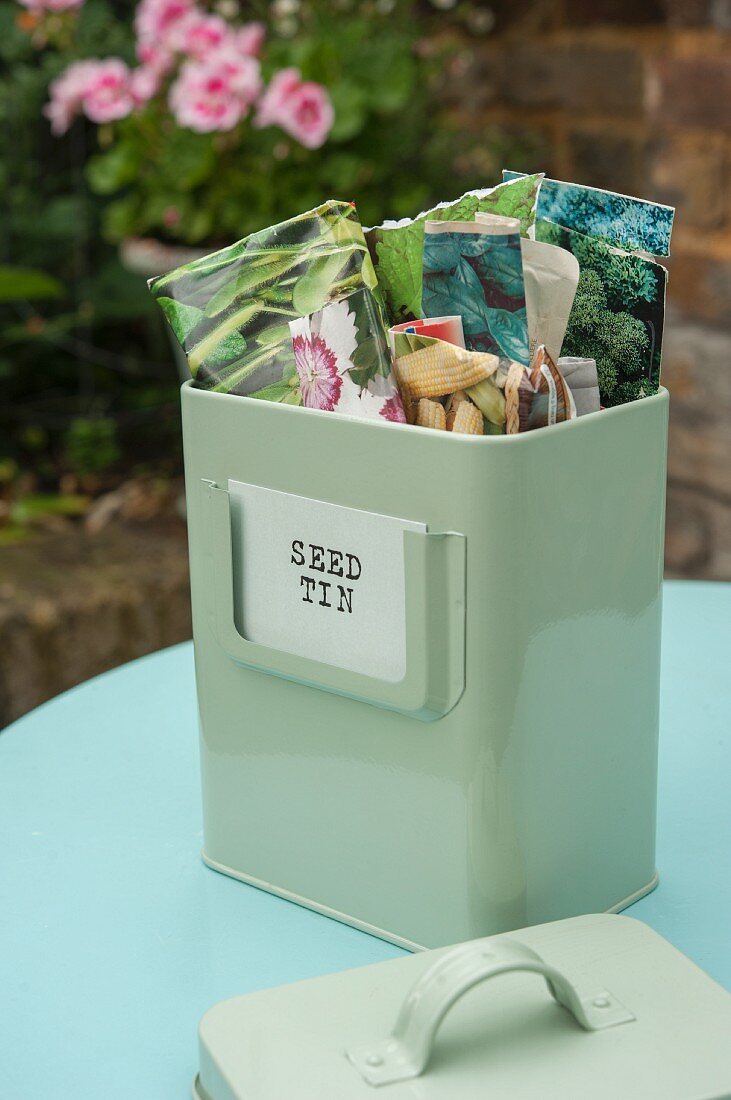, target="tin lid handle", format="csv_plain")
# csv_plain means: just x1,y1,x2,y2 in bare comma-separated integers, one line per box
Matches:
347,937,635,1087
